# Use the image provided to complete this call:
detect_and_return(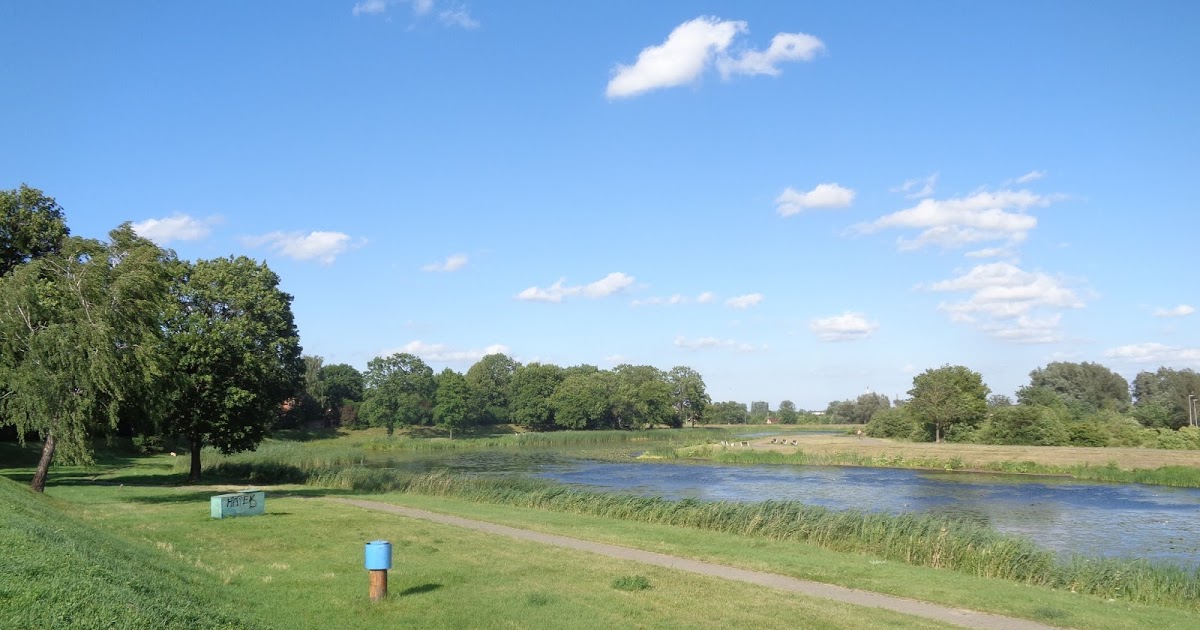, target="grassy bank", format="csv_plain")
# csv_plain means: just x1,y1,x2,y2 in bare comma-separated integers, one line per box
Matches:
33,480,961,630
0,477,256,629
